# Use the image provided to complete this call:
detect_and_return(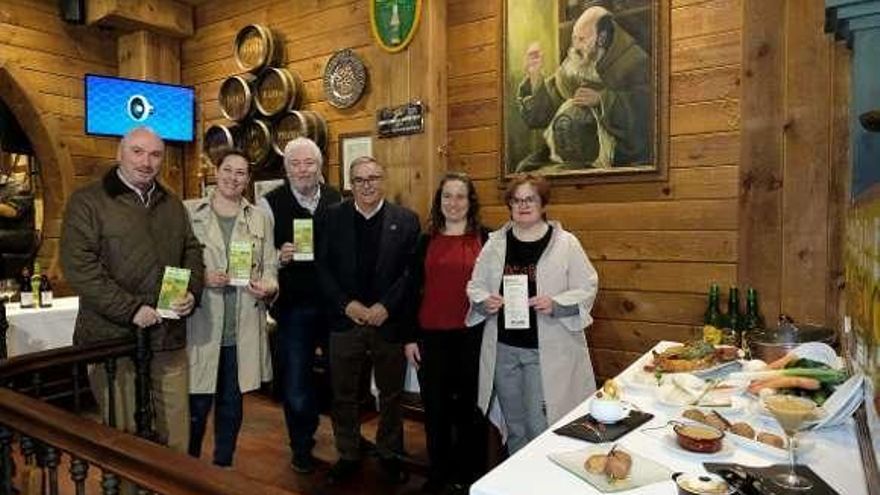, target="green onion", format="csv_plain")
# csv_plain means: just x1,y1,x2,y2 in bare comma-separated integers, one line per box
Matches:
729,367,847,385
